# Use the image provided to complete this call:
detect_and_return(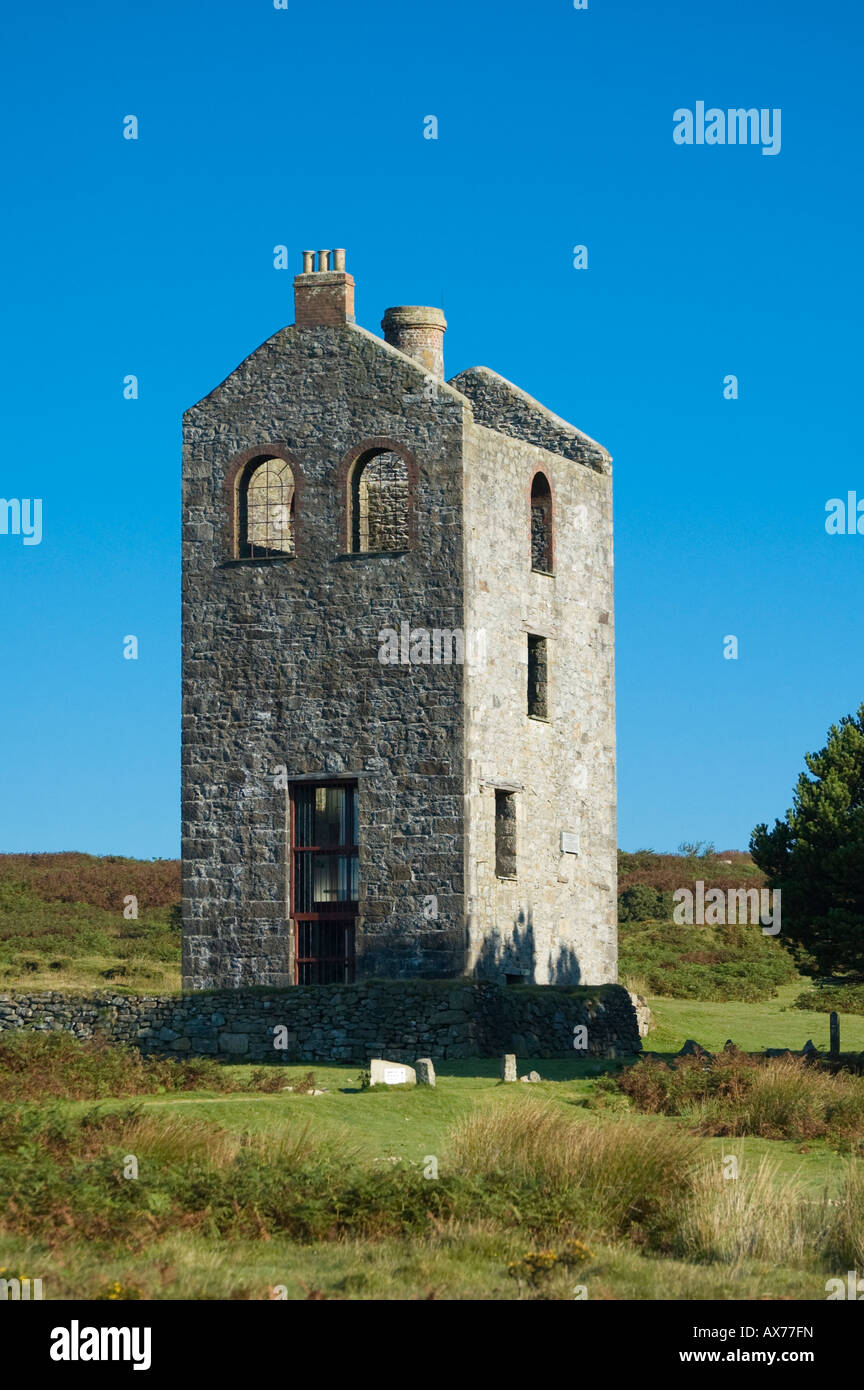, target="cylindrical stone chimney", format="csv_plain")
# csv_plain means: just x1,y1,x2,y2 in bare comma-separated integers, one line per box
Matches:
381,306,447,380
